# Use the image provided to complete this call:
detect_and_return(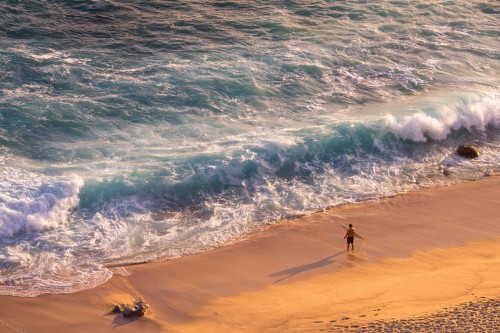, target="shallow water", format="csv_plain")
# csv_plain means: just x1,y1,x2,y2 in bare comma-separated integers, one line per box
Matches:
0,0,499,296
